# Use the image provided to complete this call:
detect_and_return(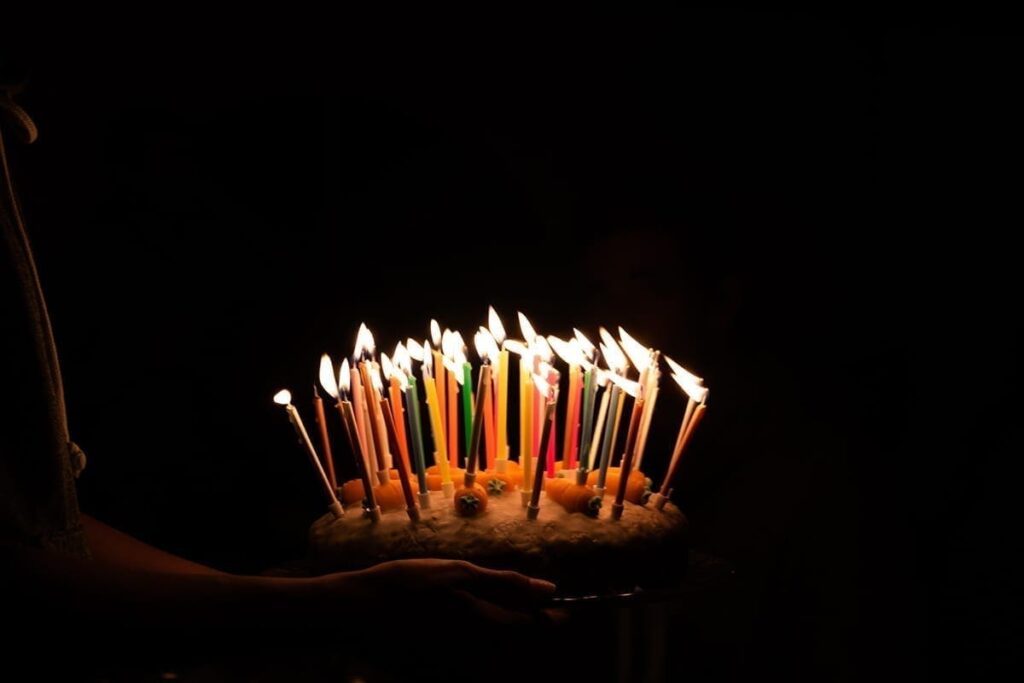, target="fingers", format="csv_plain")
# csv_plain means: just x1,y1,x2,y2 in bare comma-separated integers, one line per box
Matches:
442,562,556,606
450,590,536,627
